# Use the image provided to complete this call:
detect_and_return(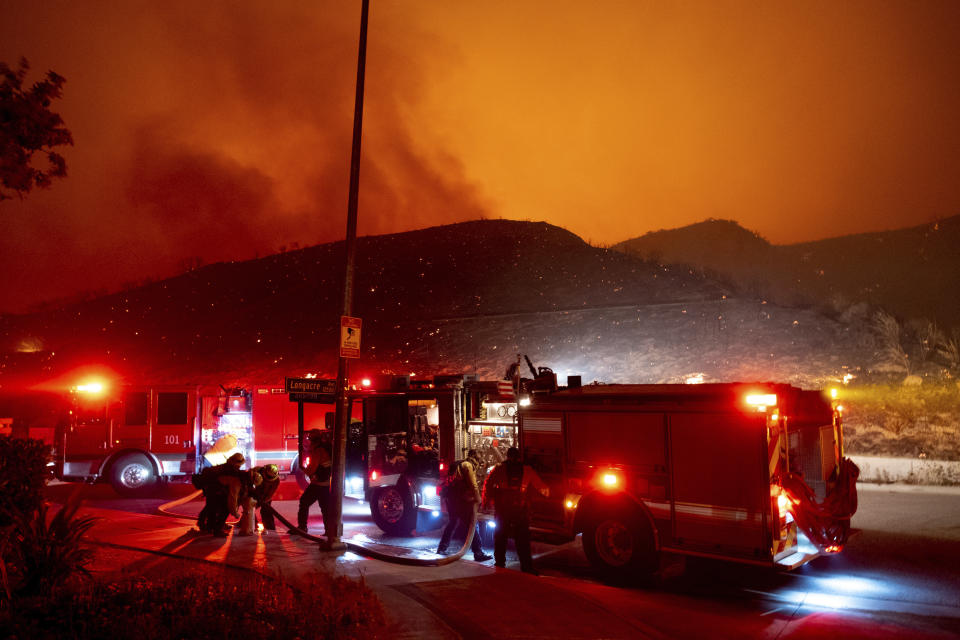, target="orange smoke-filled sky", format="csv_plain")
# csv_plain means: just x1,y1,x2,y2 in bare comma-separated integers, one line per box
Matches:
1,0,958,312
